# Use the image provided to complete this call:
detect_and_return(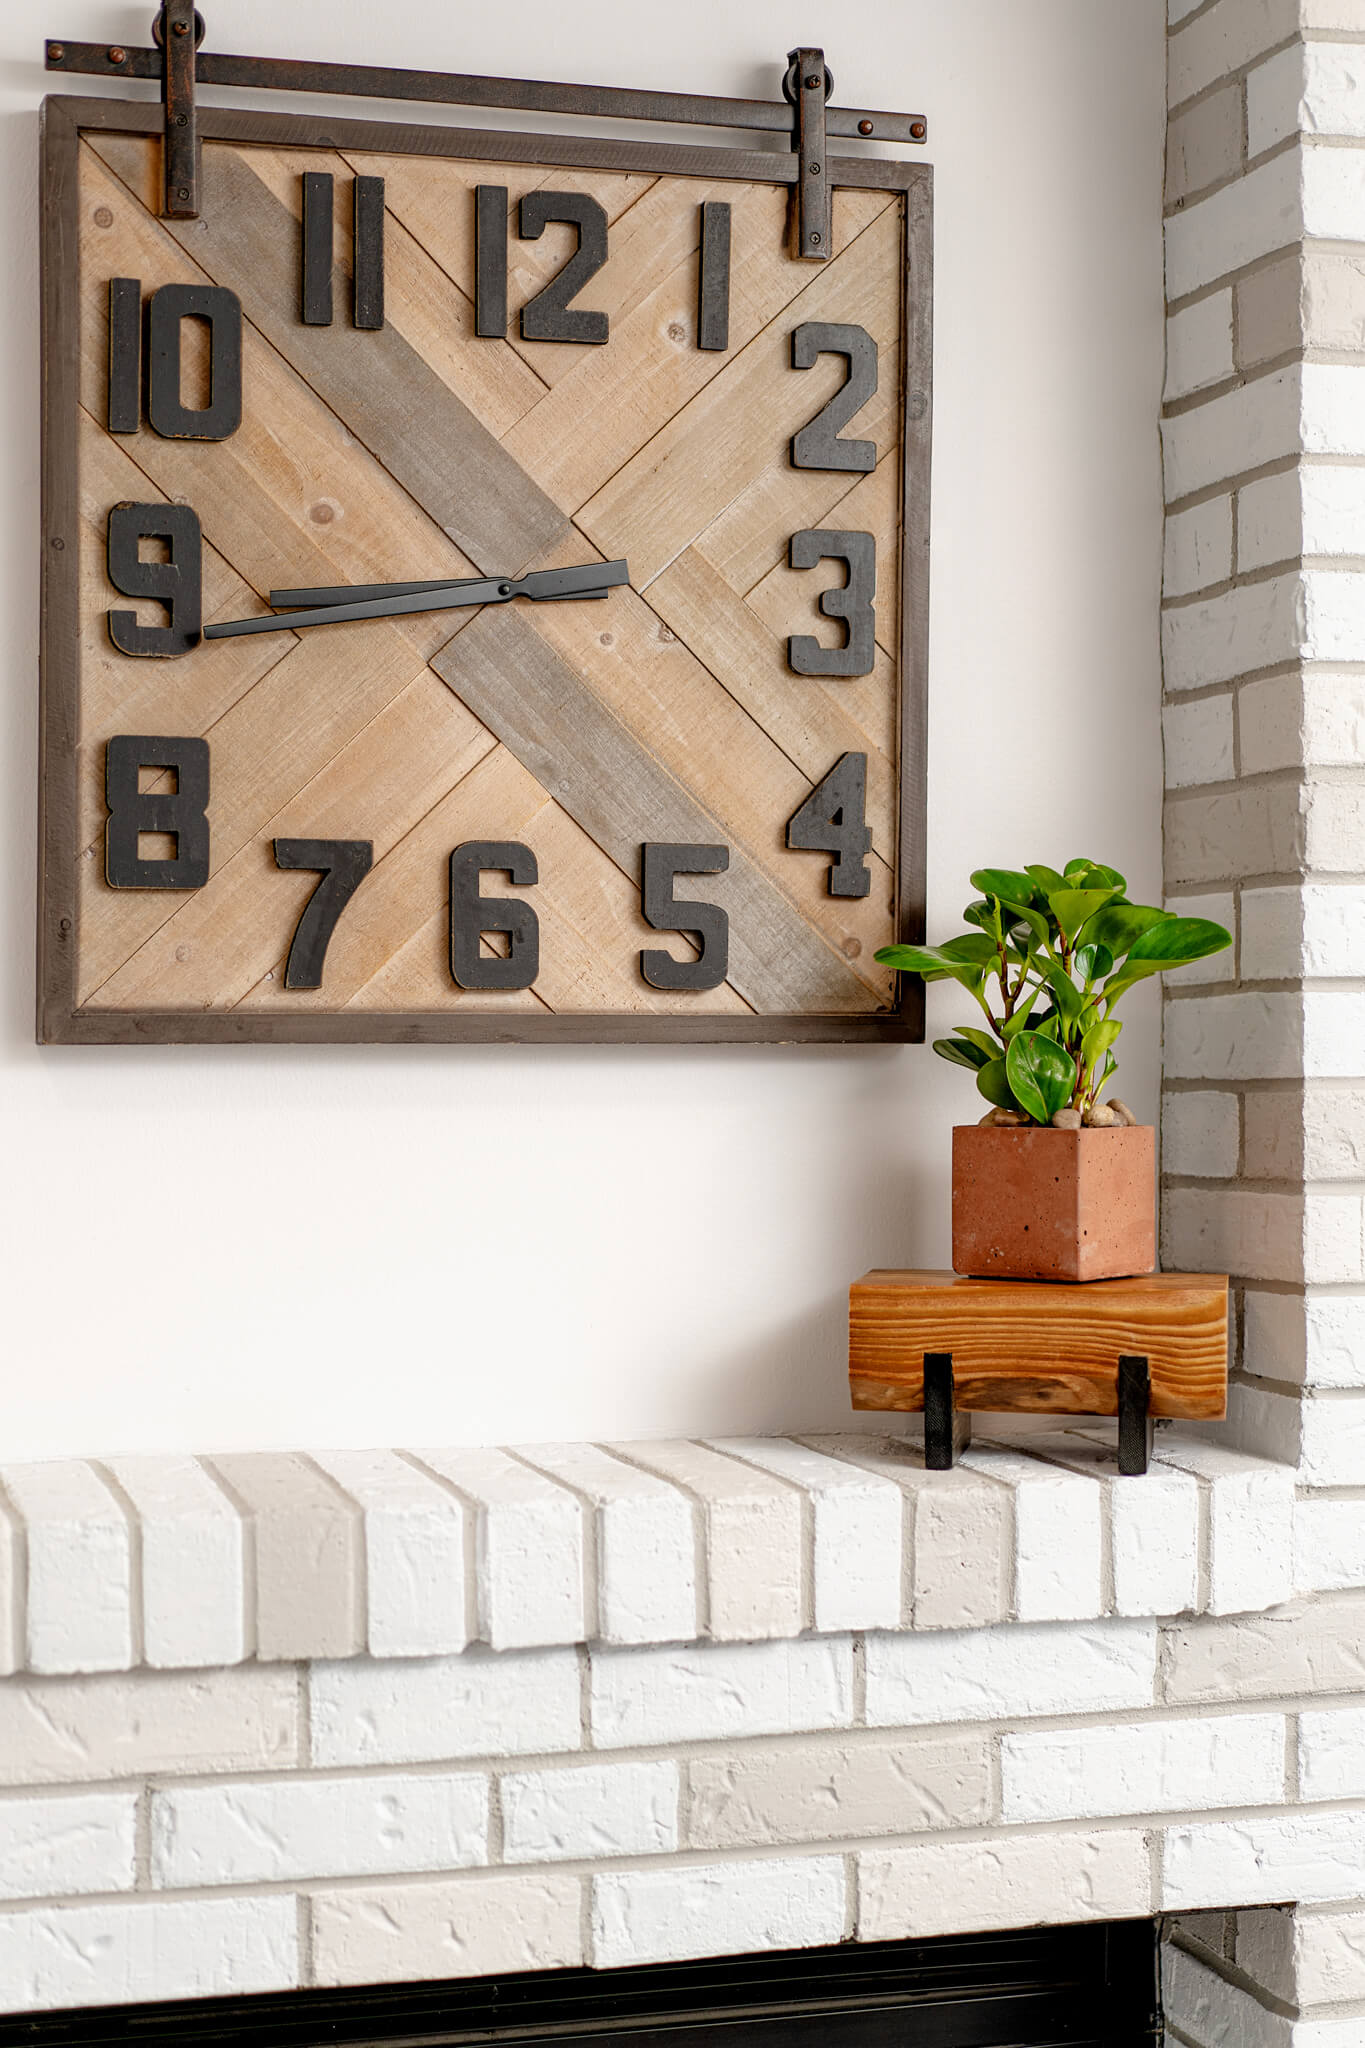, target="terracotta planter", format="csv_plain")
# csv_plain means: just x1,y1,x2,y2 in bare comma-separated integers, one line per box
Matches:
951,1124,1156,1283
